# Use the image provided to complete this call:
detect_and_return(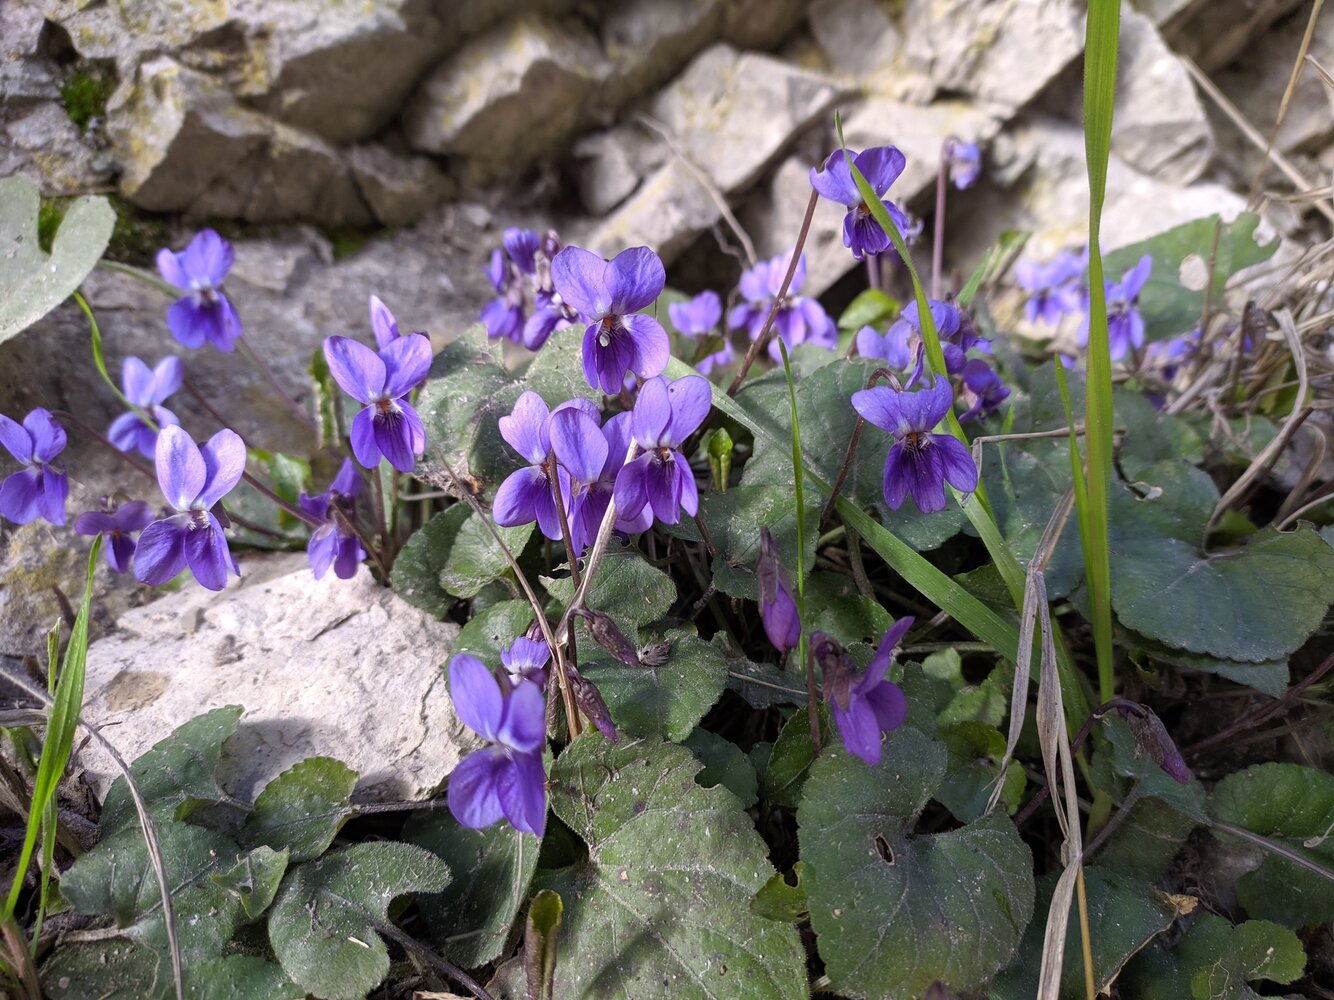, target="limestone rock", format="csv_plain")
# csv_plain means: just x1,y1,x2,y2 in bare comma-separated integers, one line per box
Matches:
902,0,1085,112
76,554,469,803
573,128,660,216
602,0,725,102
107,56,370,226
587,45,842,260
721,0,811,50
1165,0,1304,71
807,0,904,83
1106,10,1215,185
347,143,453,228
405,15,611,177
